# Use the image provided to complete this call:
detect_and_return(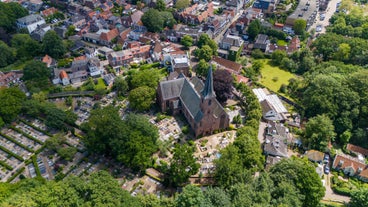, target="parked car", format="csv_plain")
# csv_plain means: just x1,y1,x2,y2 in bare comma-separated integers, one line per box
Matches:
324,153,330,163
324,166,330,174
316,25,323,32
